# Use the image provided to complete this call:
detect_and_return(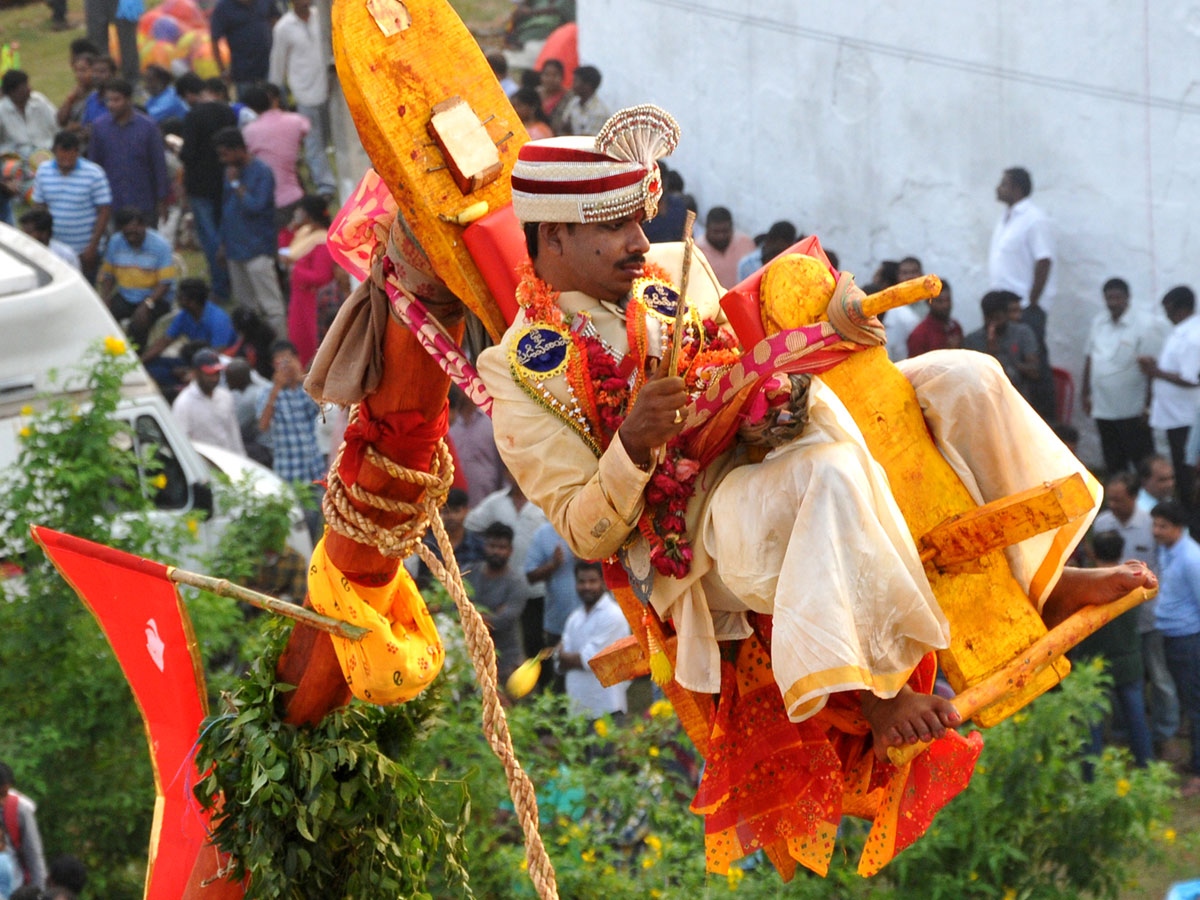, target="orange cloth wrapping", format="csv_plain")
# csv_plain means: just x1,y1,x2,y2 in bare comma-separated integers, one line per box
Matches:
693,616,981,878
307,536,443,704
